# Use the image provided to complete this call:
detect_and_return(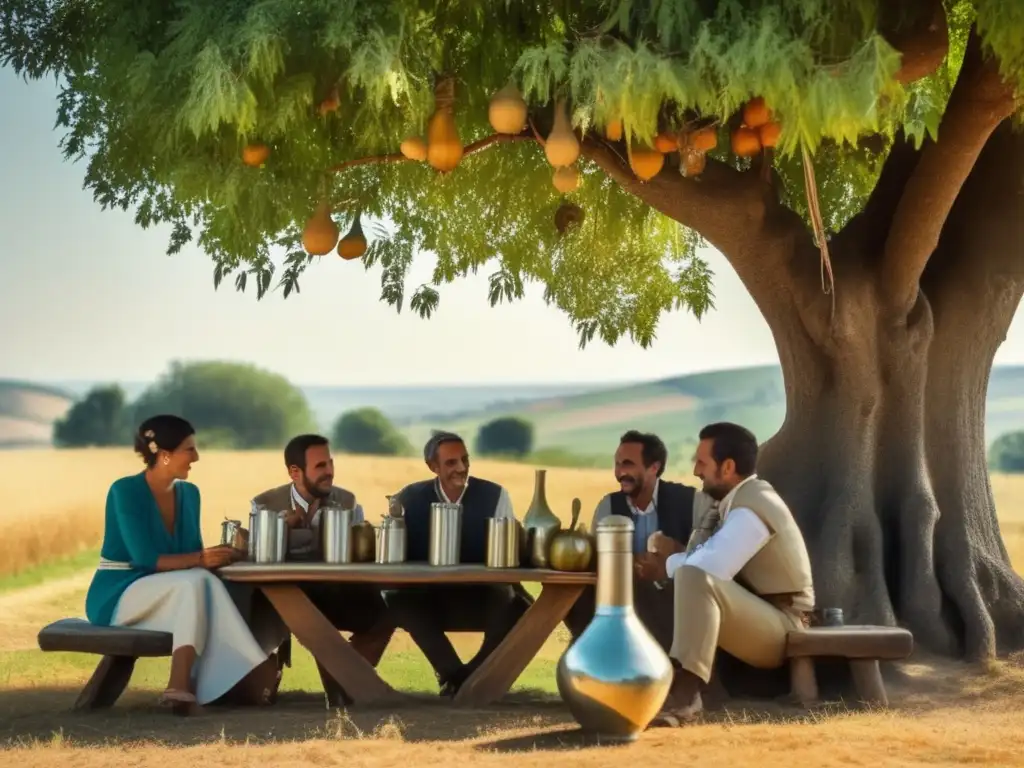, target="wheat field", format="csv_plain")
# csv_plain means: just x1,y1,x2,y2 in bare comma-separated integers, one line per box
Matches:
1,448,1023,766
